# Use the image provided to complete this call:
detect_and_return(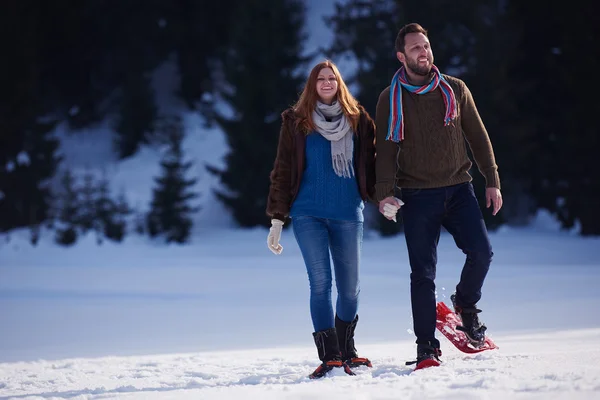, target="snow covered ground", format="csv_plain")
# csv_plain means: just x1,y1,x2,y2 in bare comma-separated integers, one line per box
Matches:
2,223,600,399
1,328,599,400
